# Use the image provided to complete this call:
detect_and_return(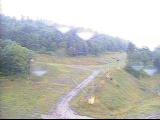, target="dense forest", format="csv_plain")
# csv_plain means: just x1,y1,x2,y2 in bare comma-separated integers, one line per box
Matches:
0,39,32,75
153,47,160,70
0,14,128,75
127,42,160,69
126,42,160,77
0,14,160,75
0,14,128,56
